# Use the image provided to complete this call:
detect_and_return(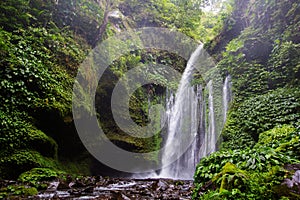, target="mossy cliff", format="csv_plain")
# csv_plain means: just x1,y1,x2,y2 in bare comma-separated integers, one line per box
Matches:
0,0,203,179
194,0,300,199
0,0,94,179
0,2,299,200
